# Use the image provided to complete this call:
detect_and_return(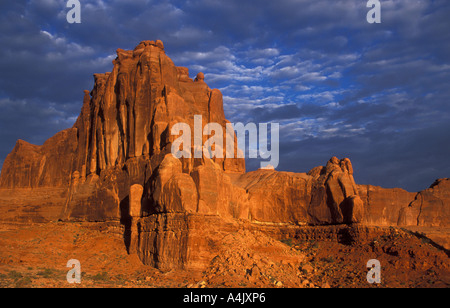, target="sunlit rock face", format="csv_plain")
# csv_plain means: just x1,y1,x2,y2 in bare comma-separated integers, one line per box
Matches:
0,41,448,270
